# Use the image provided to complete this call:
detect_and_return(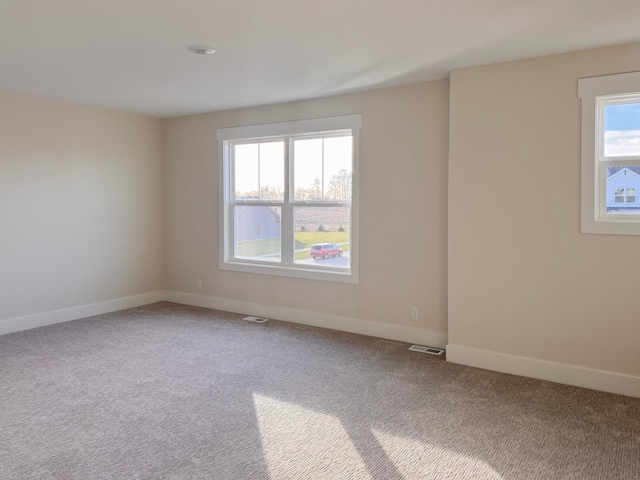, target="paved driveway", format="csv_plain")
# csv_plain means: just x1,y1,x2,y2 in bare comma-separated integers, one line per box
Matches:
296,251,350,267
